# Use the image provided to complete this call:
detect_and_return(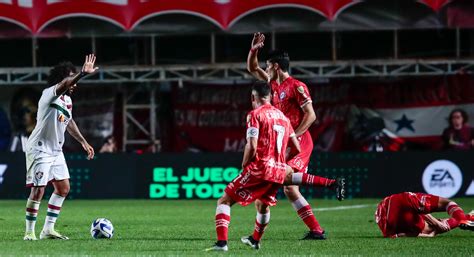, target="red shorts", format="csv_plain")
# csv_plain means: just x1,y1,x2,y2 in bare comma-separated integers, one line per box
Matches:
287,131,313,173
225,169,281,207
375,192,439,237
